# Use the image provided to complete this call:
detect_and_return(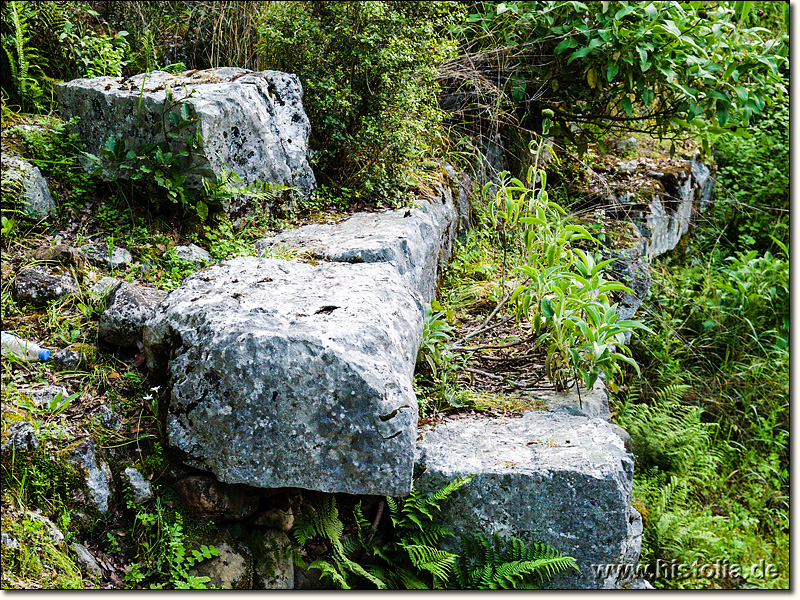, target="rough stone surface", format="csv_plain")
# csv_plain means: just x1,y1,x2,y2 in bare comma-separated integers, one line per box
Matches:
145,257,423,496
255,170,467,303
172,244,213,266
255,530,295,589
63,439,114,514
0,154,56,218
610,155,715,259
415,403,642,589
71,542,103,580
1,421,39,455
173,475,260,521
16,385,69,409
95,405,122,431
1,532,19,548
603,242,652,325
90,277,121,302
57,68,316,220
188,532,253,589
81,242,134,269
50,343,98,371
12,265,79,306
98,282,167,347
122,467,153,505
